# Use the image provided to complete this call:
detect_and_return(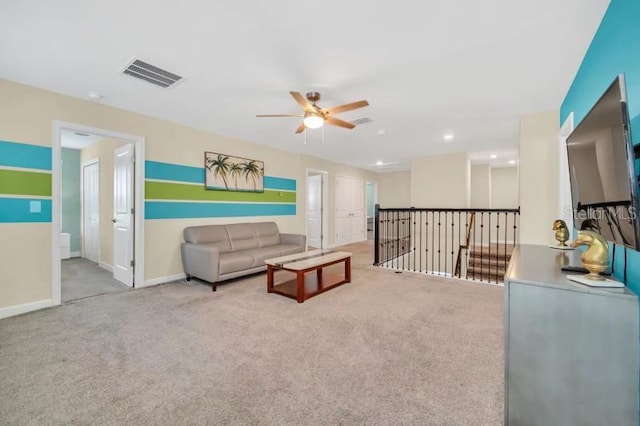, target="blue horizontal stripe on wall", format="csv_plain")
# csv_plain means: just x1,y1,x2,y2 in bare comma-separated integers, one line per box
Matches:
0,140,52,171
264,176,296,191
0,197,52,223
145,161,204,184
145,160,296,190
145,201,296,219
